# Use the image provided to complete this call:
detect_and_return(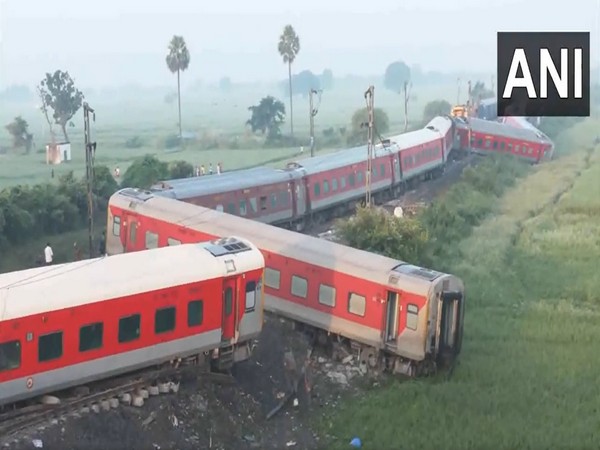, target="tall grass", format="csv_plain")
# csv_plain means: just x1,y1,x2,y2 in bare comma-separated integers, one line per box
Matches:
318,120,600,450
